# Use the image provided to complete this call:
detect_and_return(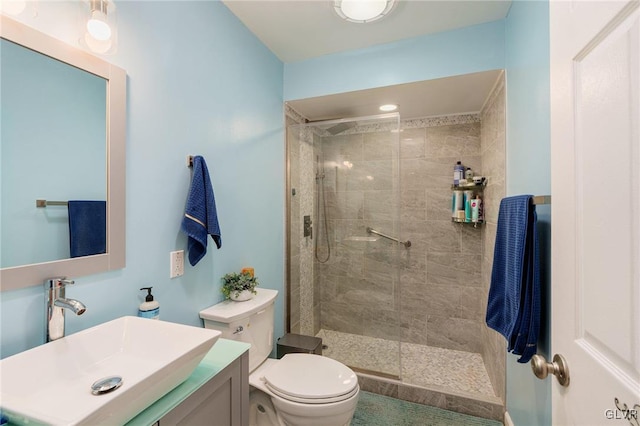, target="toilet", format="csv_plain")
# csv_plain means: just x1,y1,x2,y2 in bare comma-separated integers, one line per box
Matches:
199,288,359,426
